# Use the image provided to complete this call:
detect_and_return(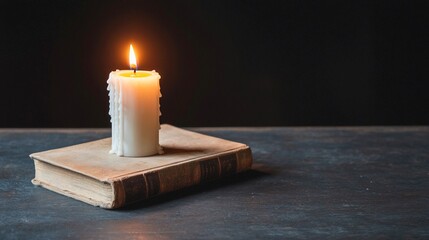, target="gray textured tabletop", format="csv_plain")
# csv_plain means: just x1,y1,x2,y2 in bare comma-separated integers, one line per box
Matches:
0,127,428,239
